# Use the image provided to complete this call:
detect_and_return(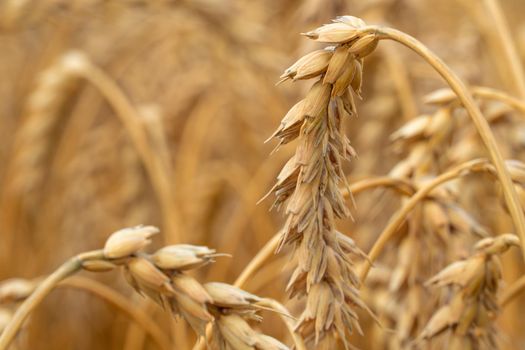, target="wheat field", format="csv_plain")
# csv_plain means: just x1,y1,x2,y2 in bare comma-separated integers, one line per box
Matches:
1,0,525,349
